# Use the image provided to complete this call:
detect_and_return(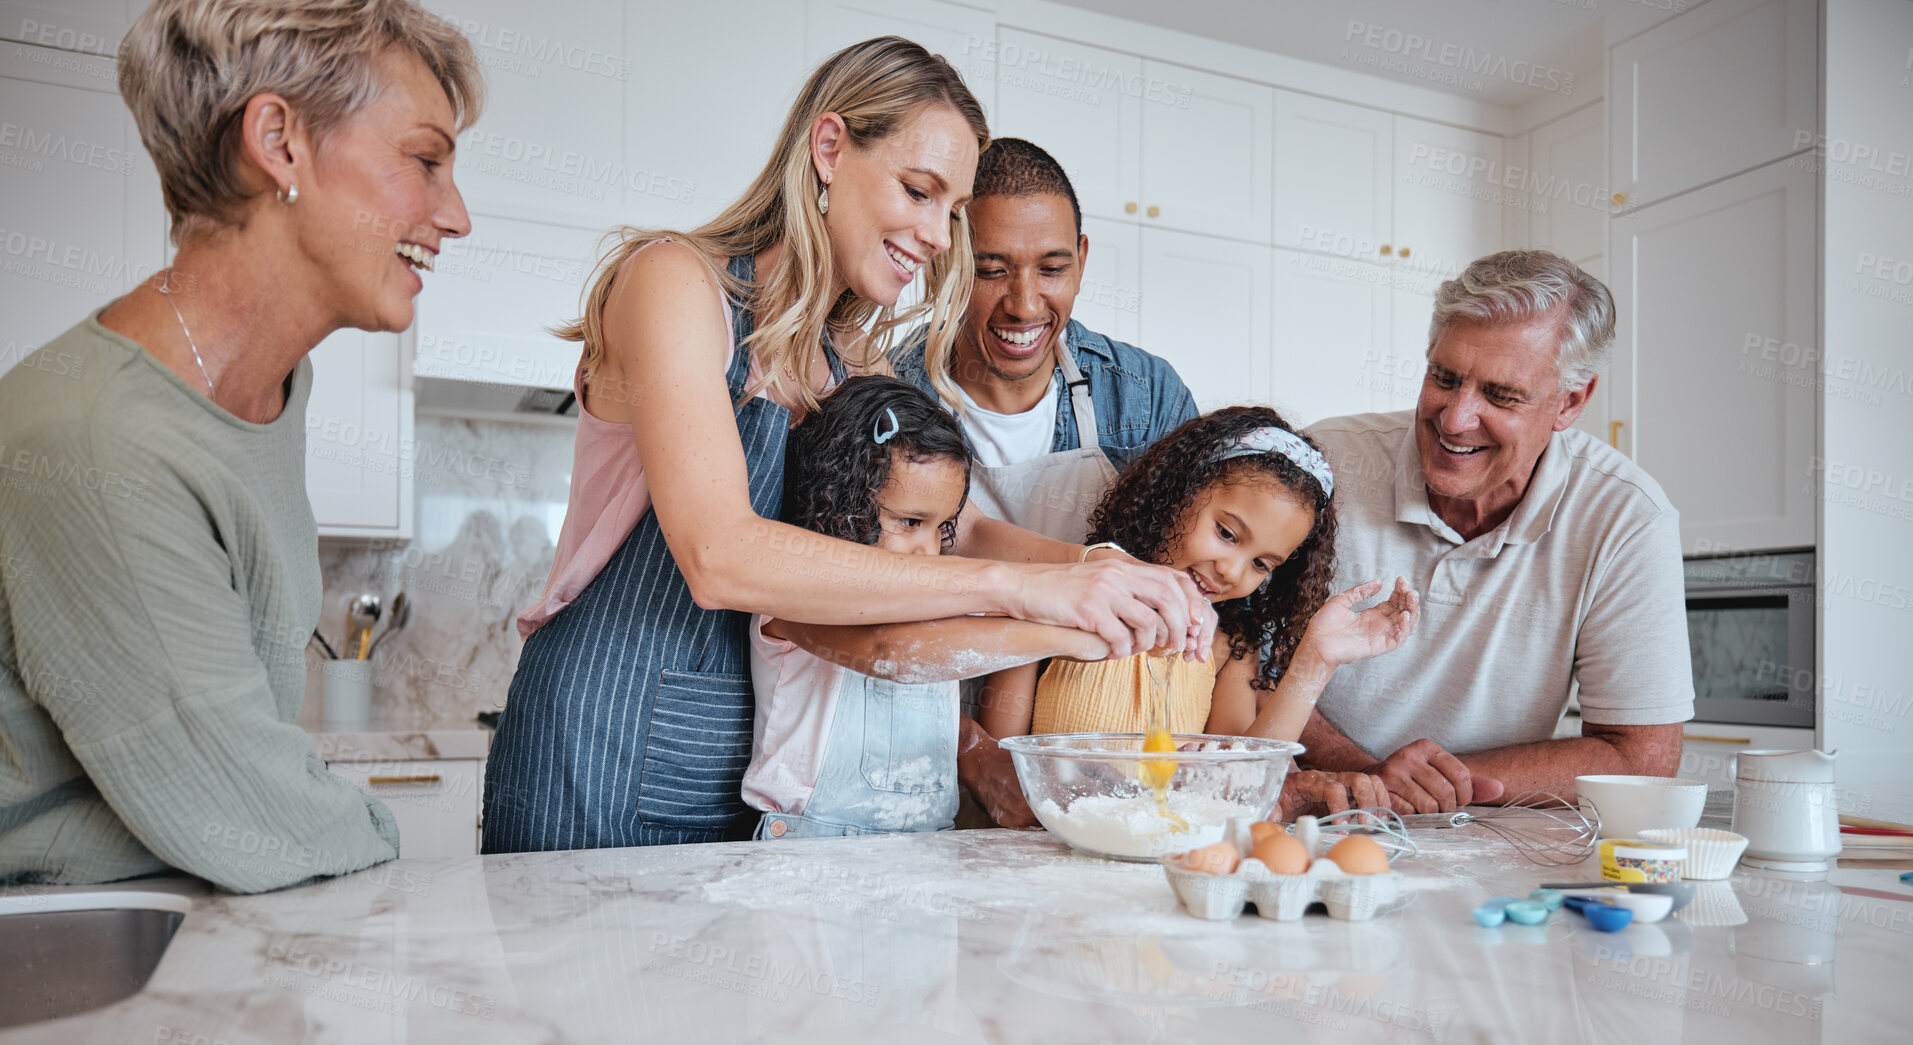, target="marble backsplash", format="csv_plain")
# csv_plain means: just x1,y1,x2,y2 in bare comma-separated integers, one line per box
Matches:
301,414,577,732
